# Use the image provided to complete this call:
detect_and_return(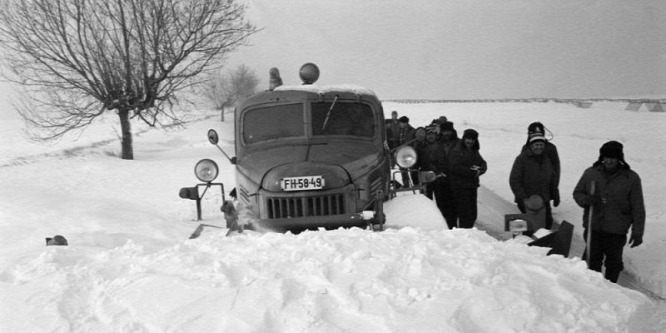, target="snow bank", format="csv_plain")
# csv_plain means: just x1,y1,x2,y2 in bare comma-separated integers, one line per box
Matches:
0,226,649,332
